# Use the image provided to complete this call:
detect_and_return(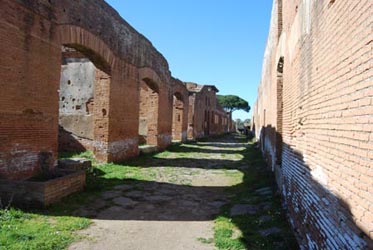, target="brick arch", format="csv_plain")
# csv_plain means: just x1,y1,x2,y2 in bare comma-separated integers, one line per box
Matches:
172,80,189,104
138,68,162,146
58,25,116,73
174,92,184,102
143,78,160,93
57,25,117,162
138,68,163,88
